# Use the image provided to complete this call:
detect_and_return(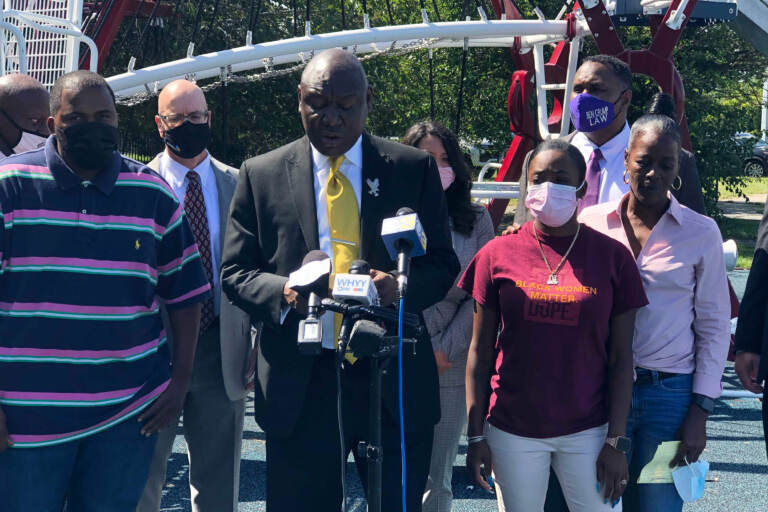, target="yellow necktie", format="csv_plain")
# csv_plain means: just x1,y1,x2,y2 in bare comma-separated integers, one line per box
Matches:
327,155,360,363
